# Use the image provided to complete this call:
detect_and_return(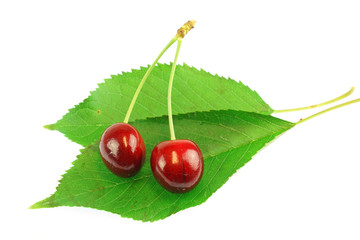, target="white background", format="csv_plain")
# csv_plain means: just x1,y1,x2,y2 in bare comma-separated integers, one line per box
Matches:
1,0,360,239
